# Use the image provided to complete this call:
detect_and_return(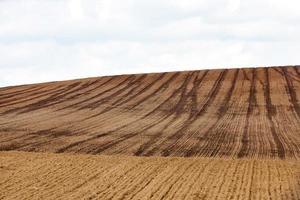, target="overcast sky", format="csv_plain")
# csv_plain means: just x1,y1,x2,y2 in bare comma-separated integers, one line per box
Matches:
1,0,300,87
